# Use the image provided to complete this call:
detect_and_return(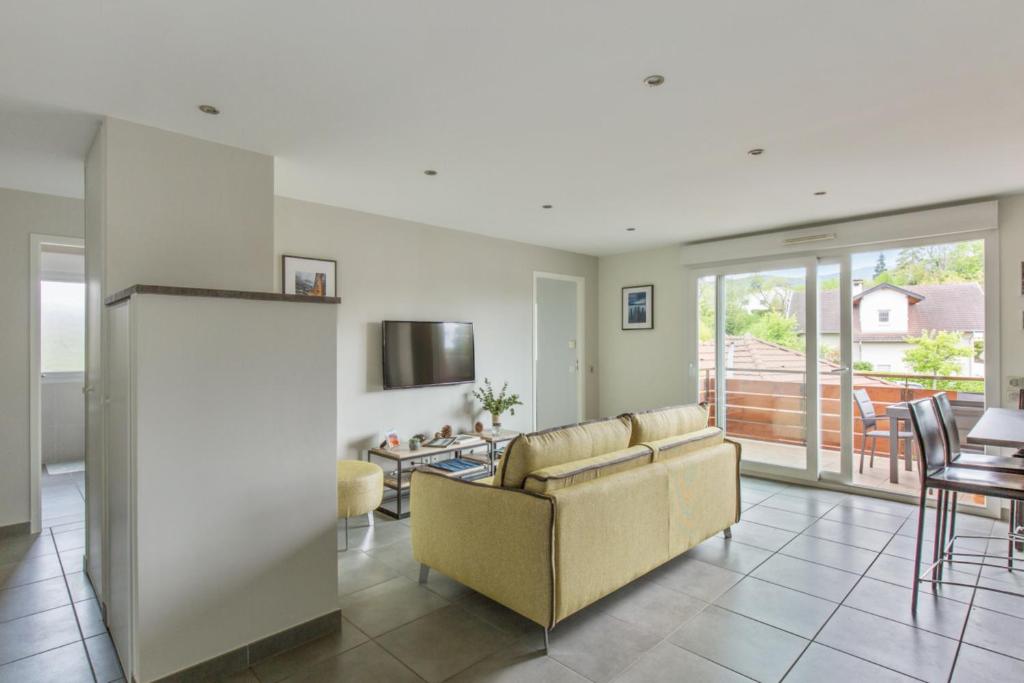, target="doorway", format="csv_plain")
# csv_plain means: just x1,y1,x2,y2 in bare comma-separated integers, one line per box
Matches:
533,272,584,430
30,235,86,537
